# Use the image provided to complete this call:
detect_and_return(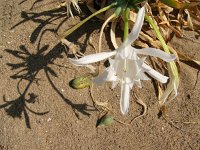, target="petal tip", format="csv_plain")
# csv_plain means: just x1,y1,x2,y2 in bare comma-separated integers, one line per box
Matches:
120,108,129,115
140,7,145,13
68,58,77,65
165,54,177,62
